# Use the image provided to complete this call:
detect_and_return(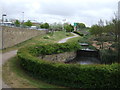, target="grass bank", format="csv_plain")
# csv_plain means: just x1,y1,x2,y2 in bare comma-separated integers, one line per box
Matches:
2,31,73,53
